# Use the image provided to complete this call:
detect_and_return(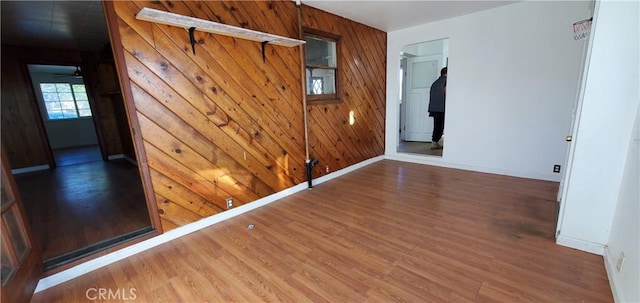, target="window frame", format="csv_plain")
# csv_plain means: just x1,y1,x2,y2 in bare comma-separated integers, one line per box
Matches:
303,28,341,104
38,82,92,120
